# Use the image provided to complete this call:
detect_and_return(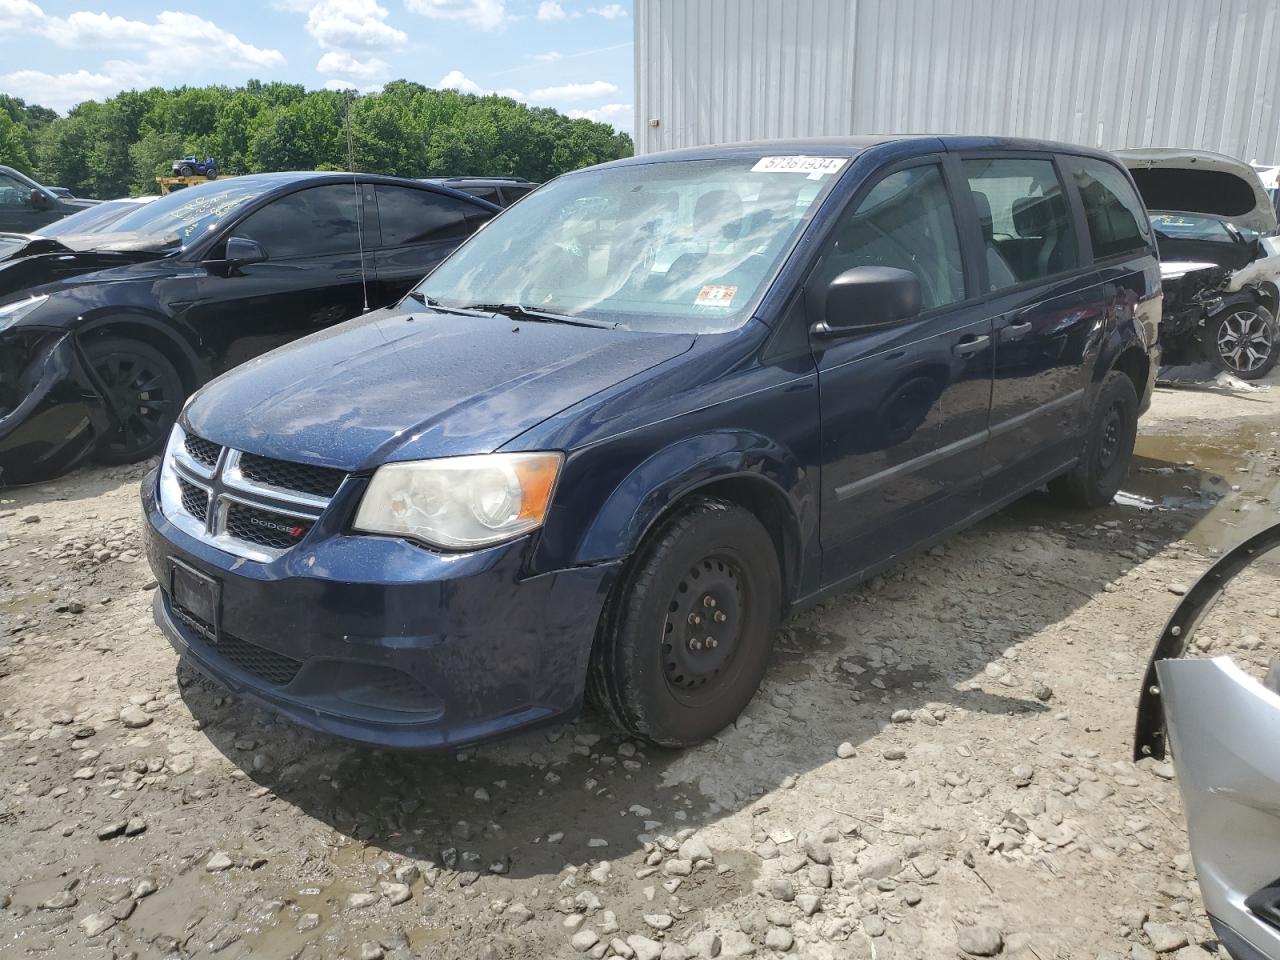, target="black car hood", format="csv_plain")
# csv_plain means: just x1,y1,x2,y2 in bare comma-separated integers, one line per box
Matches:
0,232,173,299
184,308,696,471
